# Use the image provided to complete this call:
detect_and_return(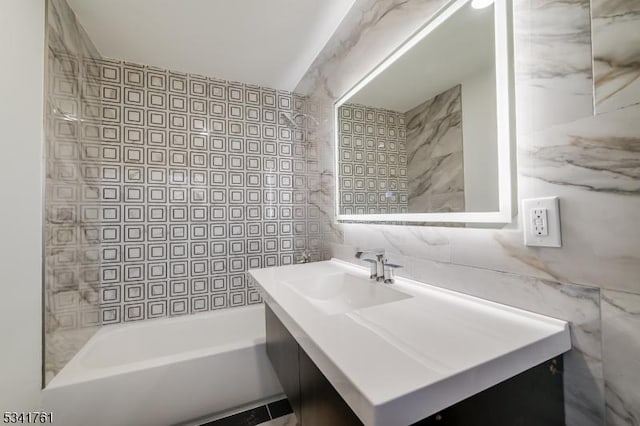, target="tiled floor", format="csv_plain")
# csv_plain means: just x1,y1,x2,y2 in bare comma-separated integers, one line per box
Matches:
257,414,297,426
201,399,295,426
